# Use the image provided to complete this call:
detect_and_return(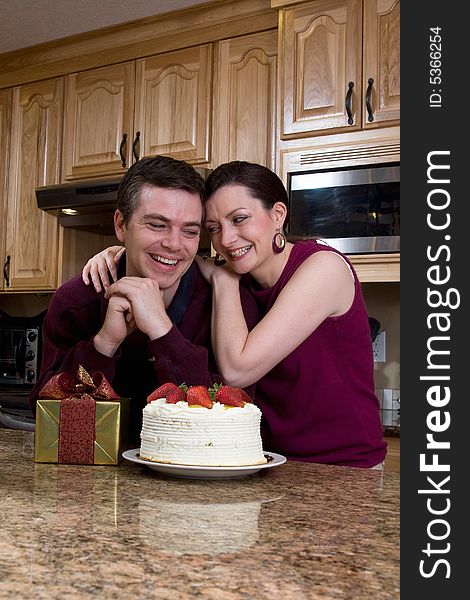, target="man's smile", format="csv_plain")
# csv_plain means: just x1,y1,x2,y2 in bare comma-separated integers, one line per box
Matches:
149,253,179,266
